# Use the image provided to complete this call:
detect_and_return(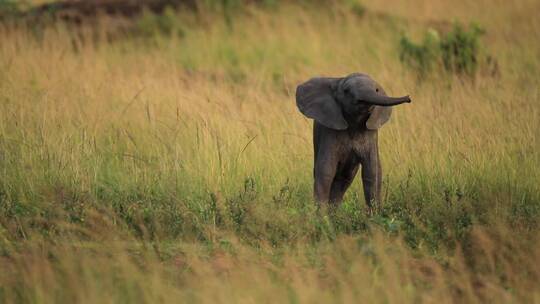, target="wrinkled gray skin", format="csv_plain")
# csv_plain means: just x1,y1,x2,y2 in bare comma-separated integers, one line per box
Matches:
296,73,411,211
